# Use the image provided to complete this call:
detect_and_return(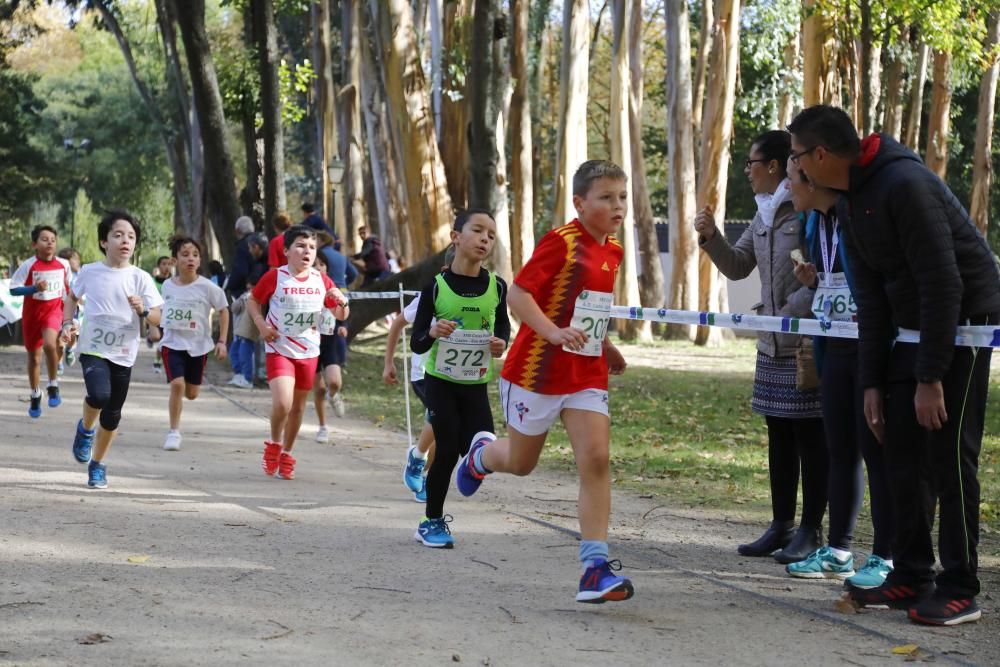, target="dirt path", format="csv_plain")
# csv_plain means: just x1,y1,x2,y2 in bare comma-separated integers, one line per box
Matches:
1,346,996,666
